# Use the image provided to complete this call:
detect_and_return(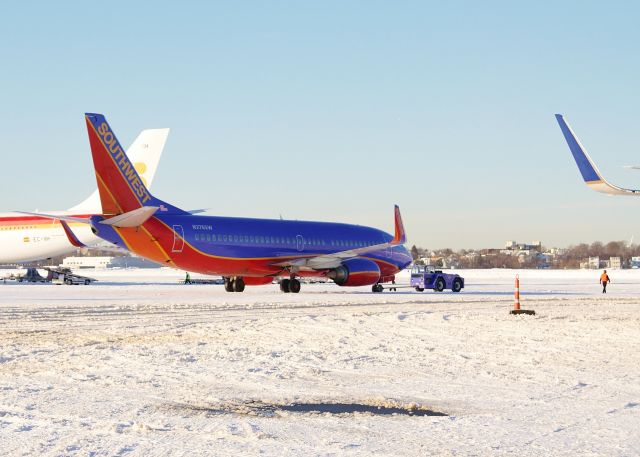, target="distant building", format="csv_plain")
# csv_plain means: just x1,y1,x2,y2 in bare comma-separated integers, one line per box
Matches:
582,256,622,269
504,240,542,253
545,247,567,256
609,257,622,269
